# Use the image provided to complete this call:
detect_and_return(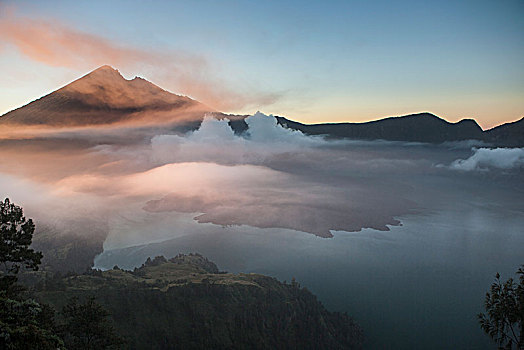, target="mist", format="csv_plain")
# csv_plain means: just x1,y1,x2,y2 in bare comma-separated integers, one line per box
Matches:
1,111,522,245
151,112,325,165
1,110,523,349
